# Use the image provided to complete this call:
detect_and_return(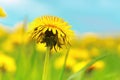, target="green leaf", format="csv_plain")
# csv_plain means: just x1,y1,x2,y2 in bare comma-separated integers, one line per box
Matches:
67,54,107,80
